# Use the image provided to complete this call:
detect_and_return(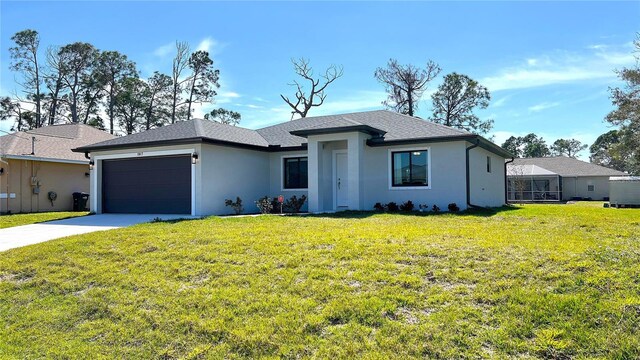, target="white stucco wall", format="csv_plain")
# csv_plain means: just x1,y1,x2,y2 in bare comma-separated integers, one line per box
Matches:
268,151,309,212
362,141,469,211
200,144,269,215
91,138,507,216
468,146,507,207
562,176,611,200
